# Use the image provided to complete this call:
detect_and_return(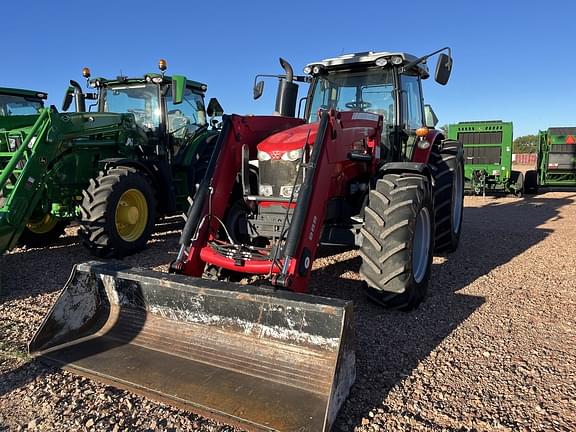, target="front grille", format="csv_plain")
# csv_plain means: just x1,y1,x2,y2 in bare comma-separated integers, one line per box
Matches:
259,160,302,197
457,132,503,145
463,146,501,165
